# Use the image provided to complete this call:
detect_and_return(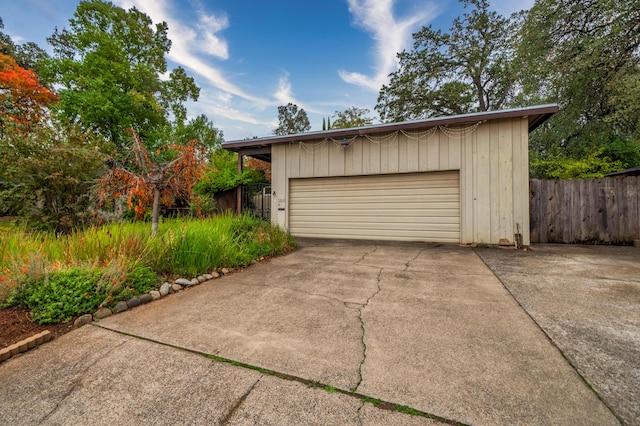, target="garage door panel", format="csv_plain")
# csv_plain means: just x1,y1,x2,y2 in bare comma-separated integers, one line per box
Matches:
294,180,459,192
291,188,459,199
289,171,460,242
292,212,460,222
296,201,458,216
